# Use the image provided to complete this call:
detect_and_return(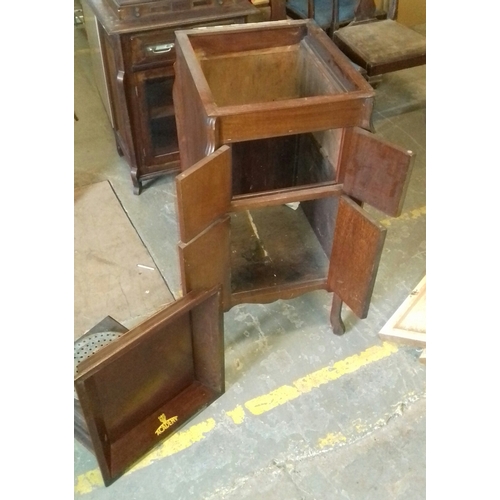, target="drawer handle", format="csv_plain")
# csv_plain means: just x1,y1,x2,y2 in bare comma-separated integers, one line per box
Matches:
146,43,174,54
